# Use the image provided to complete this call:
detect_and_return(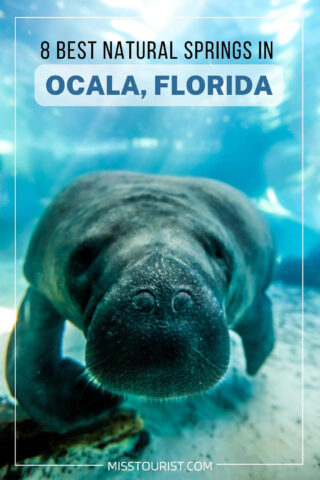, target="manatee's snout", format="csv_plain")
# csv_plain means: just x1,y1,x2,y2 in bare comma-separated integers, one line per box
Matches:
86,253,230,398
132,288,193,314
